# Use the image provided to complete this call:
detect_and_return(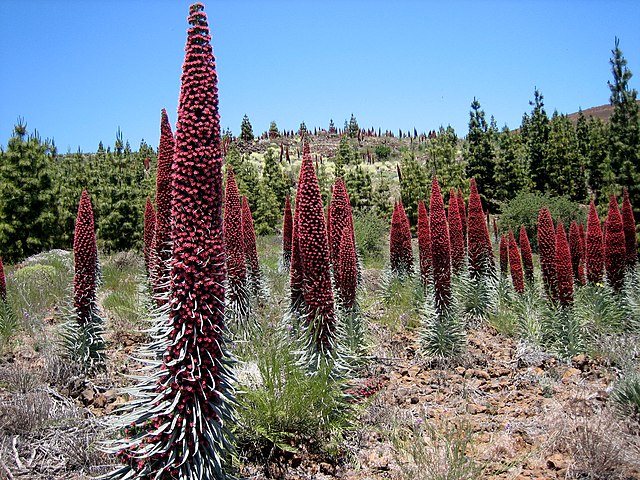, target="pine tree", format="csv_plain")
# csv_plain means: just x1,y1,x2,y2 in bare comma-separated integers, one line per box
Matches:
344,165,373,212
261,147,289,211
0,121,57,262
348,114,359,138
240,114,254,141
268,120,279,139
399,152,430,227
521,88,550,193
584,117,610,198
225,144,259,196
328,119,337,134
465,99,498,210
494,127,531,206
608,38,640,215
